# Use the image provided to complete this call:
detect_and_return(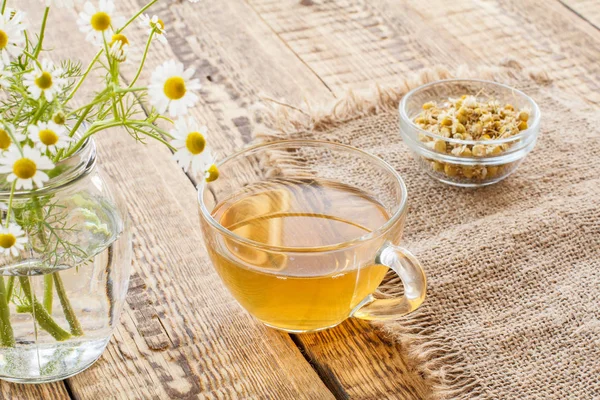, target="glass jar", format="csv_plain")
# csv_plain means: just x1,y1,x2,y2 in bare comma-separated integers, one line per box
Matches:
0,138,131,383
